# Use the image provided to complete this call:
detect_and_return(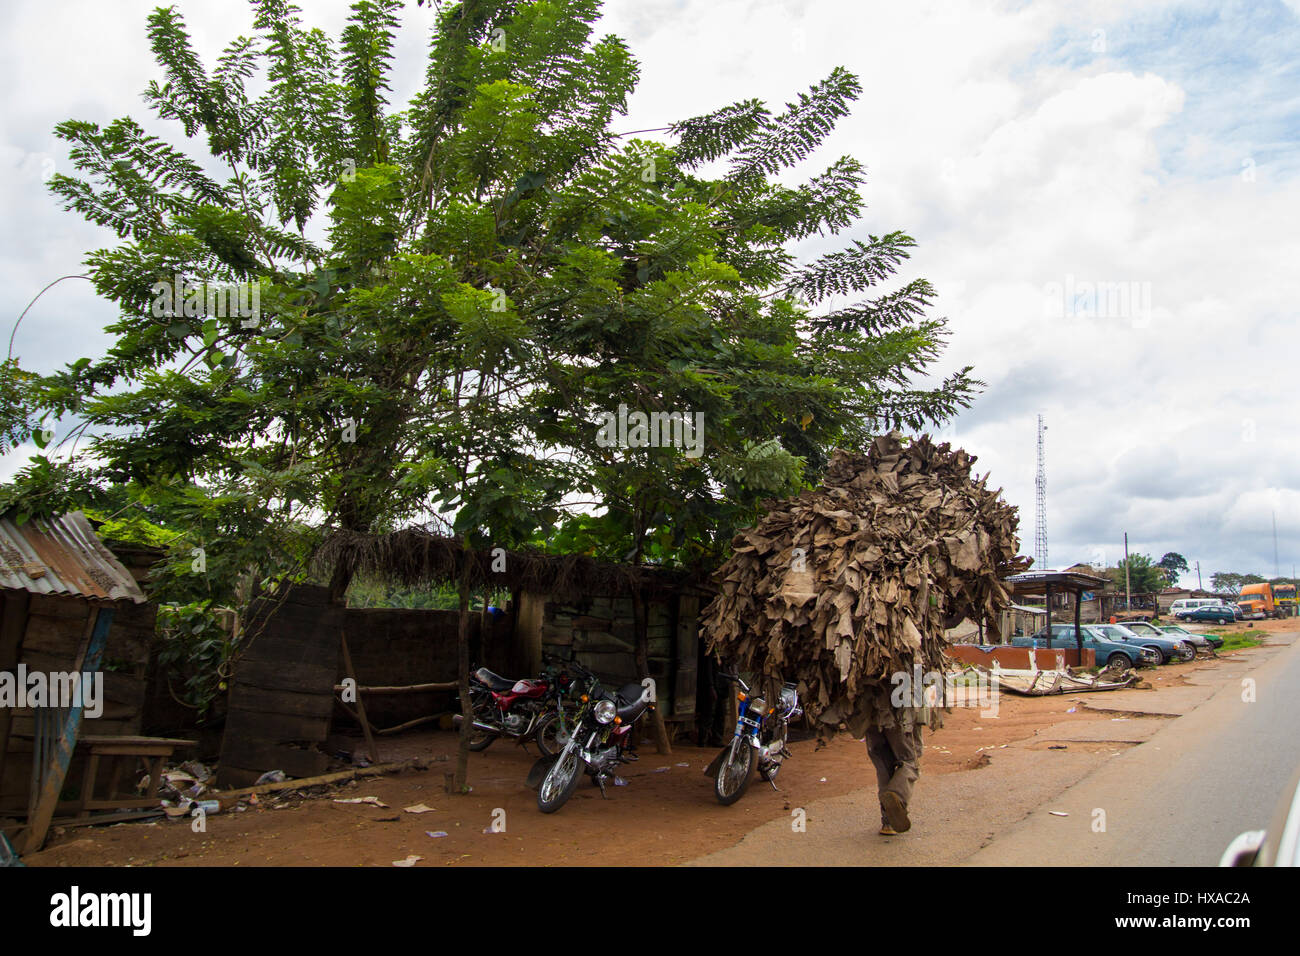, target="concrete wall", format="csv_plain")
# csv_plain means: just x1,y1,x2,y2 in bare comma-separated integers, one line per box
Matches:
947,644,1096,669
